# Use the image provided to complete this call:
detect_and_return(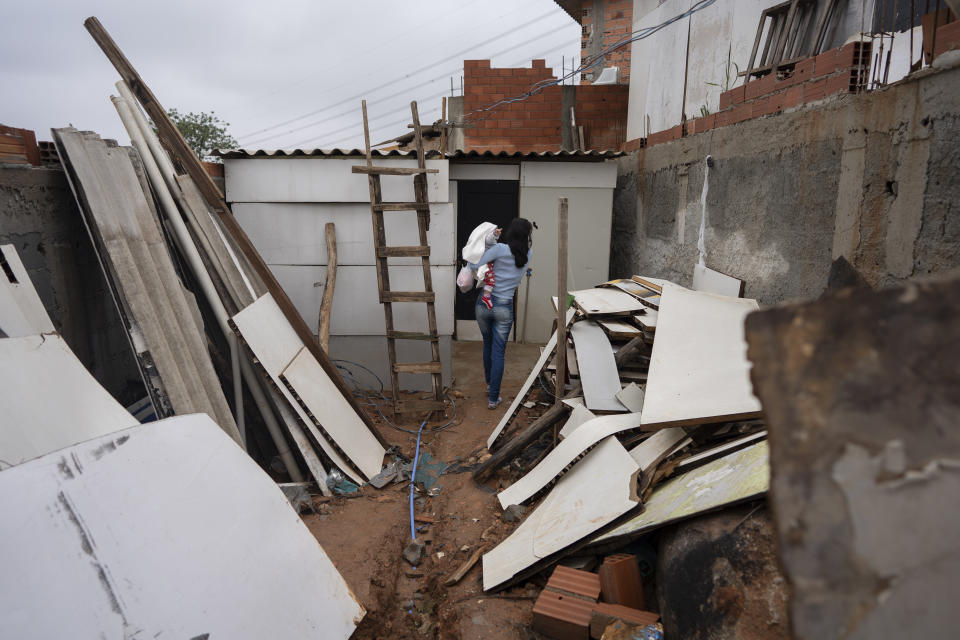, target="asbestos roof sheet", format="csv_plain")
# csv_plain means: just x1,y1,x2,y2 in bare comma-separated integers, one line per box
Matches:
215,148,623,160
